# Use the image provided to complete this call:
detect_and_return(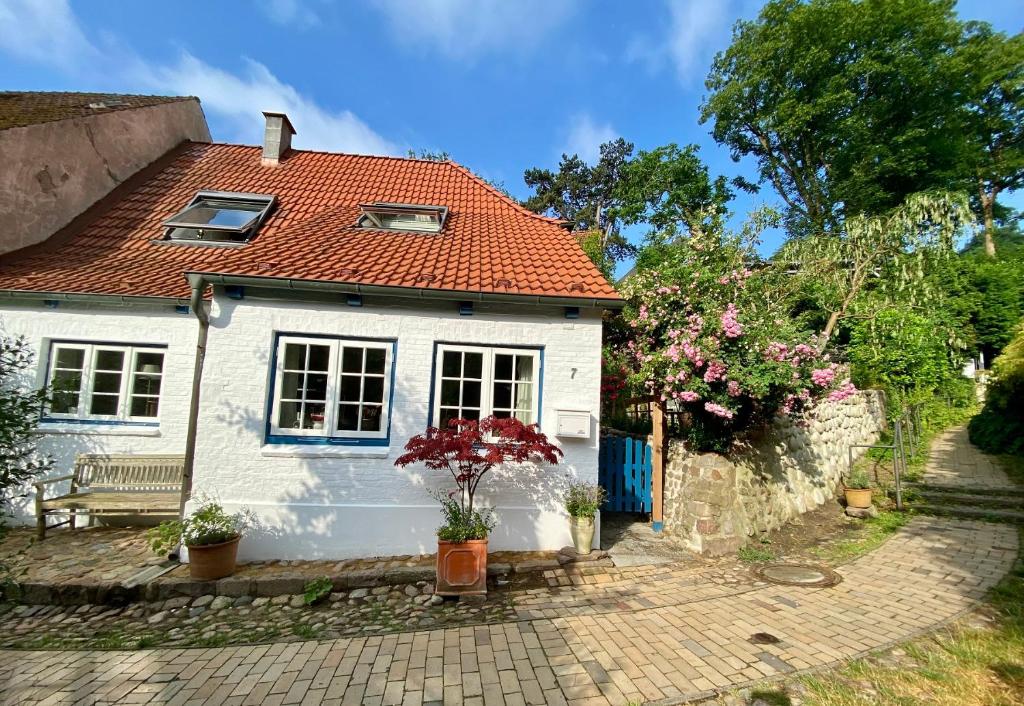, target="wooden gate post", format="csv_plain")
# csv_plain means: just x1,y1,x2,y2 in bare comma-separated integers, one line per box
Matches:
651,398,666,531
